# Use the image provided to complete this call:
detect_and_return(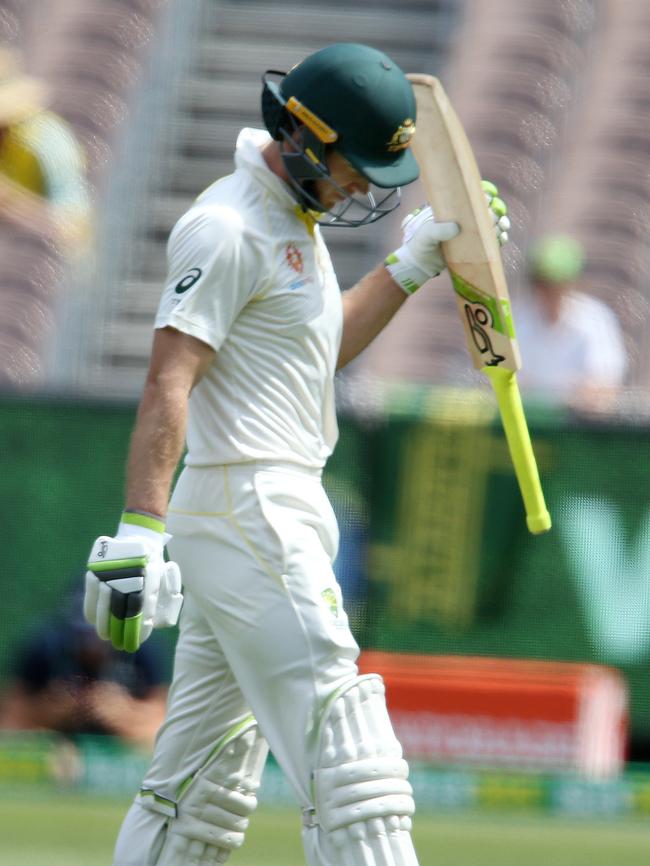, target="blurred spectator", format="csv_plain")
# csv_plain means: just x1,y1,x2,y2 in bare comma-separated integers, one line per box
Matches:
515,234,627,409
0,47,91,249
0,590,167,750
